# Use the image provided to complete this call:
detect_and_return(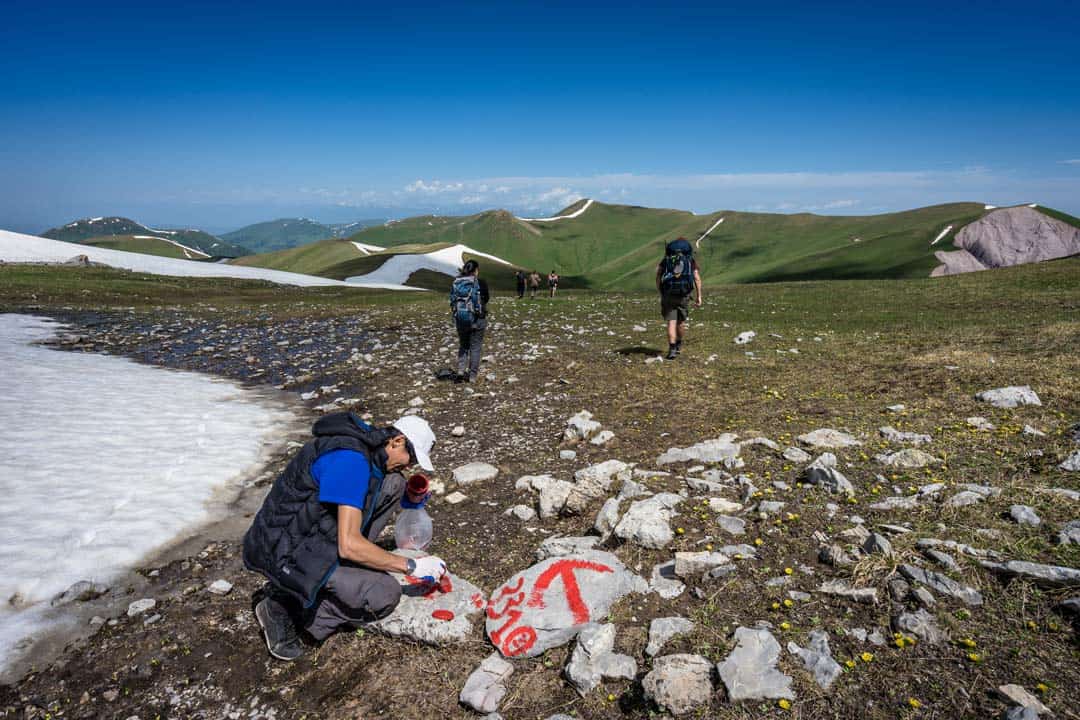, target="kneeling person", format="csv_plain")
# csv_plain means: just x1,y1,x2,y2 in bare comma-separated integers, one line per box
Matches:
243,411,446,661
